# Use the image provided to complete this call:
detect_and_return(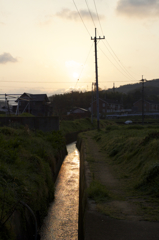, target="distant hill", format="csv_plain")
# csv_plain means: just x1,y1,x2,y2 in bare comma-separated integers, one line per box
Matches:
49,79,159,115
108,79,159,94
